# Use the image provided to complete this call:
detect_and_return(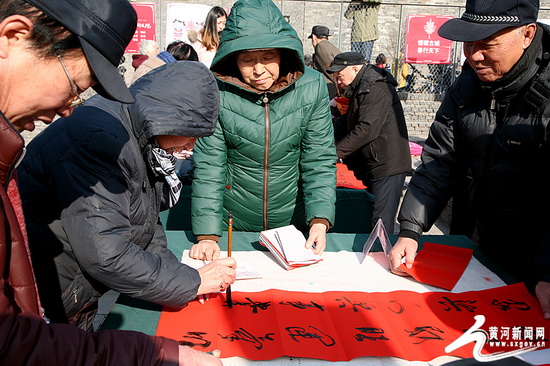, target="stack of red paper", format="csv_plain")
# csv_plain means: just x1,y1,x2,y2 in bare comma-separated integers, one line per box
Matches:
259,225,322,270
